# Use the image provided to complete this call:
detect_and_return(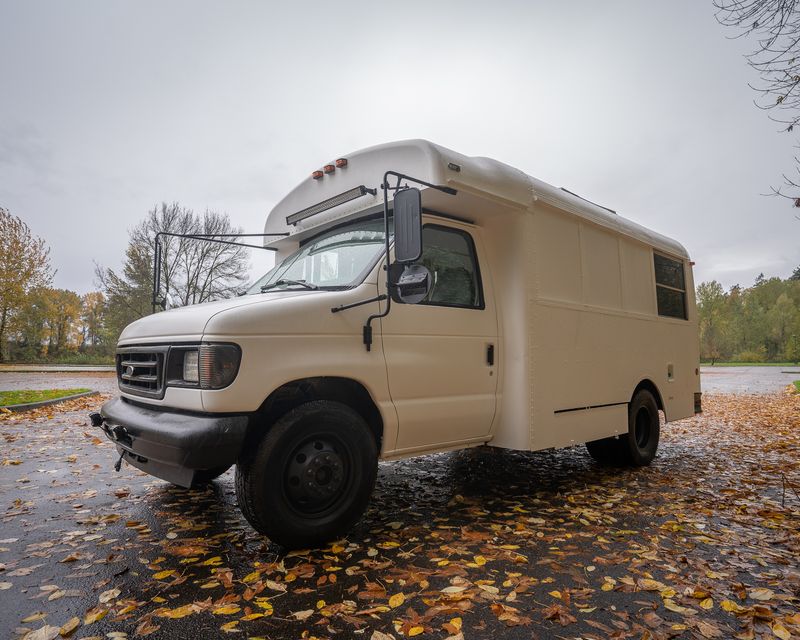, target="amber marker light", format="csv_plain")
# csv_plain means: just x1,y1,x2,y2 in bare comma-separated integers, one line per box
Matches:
311,170,324,180
323,164,335,174
335,158,348,168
